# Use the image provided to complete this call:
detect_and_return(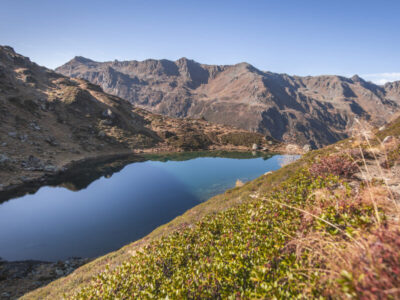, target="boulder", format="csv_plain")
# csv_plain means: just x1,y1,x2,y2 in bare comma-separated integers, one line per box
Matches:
102,108,114,119
235,179,244,187
21,155,44,170
44,165,58,173
45,136,59,146
285,144,300,154
8,132,17,138
0,154,12,167
19,134,28,142
382,136,394,144
30,122,41,131
0,154,14,170
55,268,64,277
